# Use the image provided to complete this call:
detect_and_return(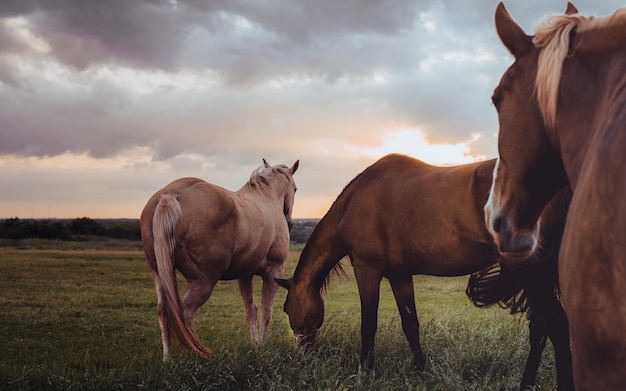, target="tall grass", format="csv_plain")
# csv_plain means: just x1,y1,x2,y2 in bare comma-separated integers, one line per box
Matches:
0,240,557,390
